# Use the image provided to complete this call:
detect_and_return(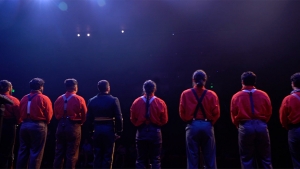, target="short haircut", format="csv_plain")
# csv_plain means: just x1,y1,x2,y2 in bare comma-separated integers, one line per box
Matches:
143,80,156,95
192,70,207,87
98,80,109,92
0,80,12,93
64,78,78,91
291,72,300,88
29,78,45,90
241,71,256,86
